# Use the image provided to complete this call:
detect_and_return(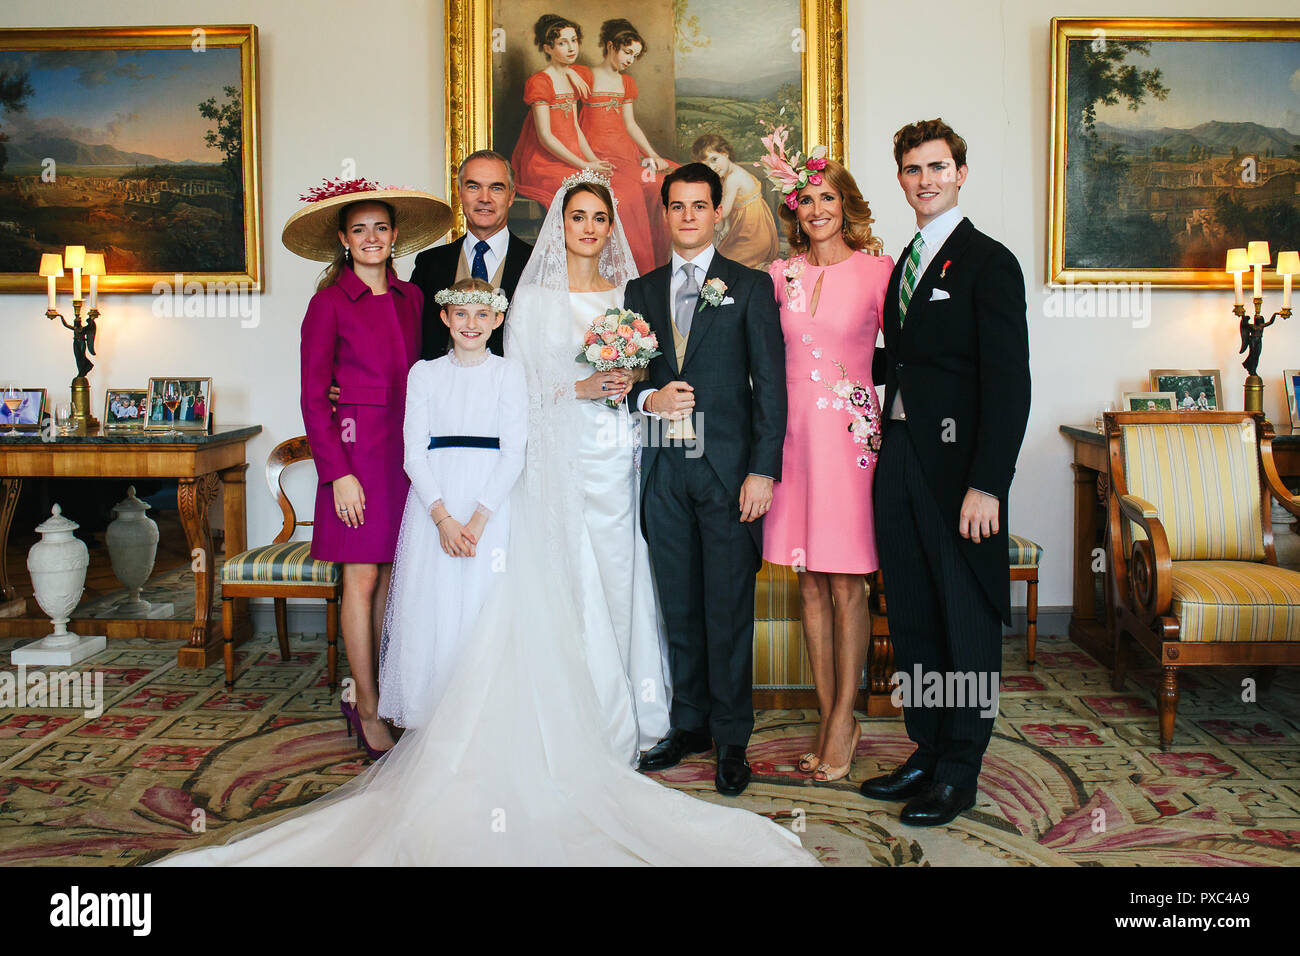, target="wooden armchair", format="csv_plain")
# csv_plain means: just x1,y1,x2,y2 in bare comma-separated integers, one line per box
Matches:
219,437,341,690
1105,410,1300,749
